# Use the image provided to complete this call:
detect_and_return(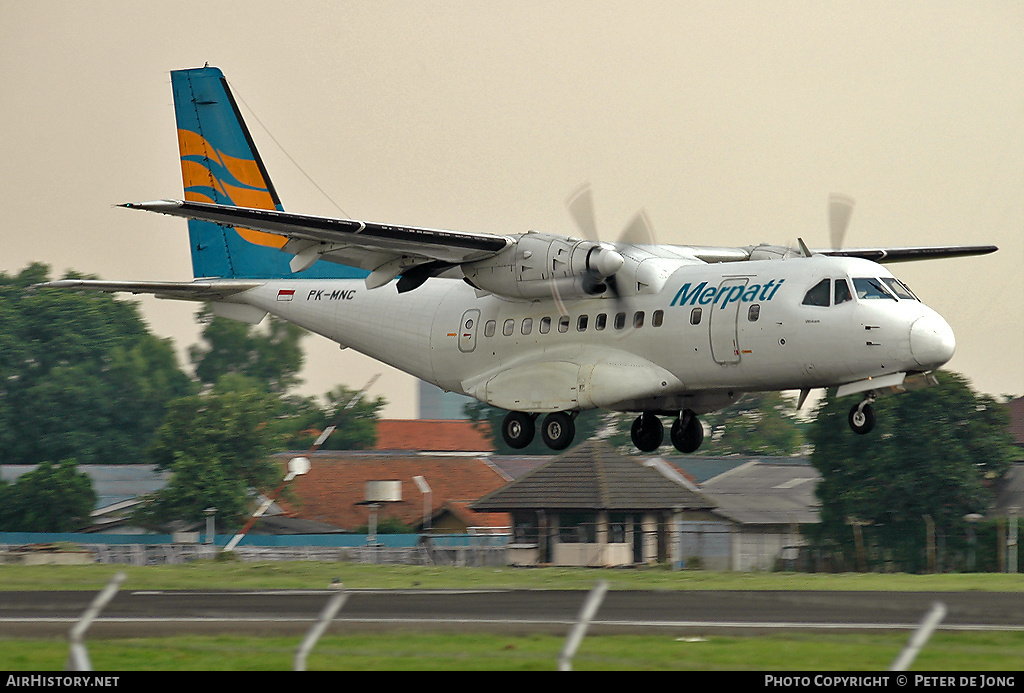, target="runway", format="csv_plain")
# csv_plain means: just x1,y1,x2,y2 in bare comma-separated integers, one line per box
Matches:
2,589,1023,638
